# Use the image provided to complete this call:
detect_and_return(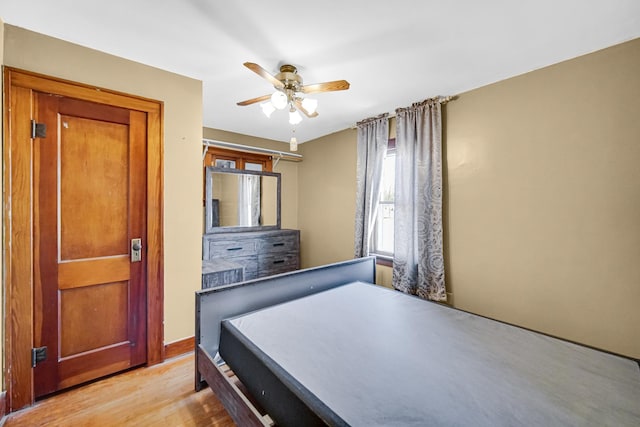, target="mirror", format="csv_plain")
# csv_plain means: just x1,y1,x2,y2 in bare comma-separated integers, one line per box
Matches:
205,167,281,233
